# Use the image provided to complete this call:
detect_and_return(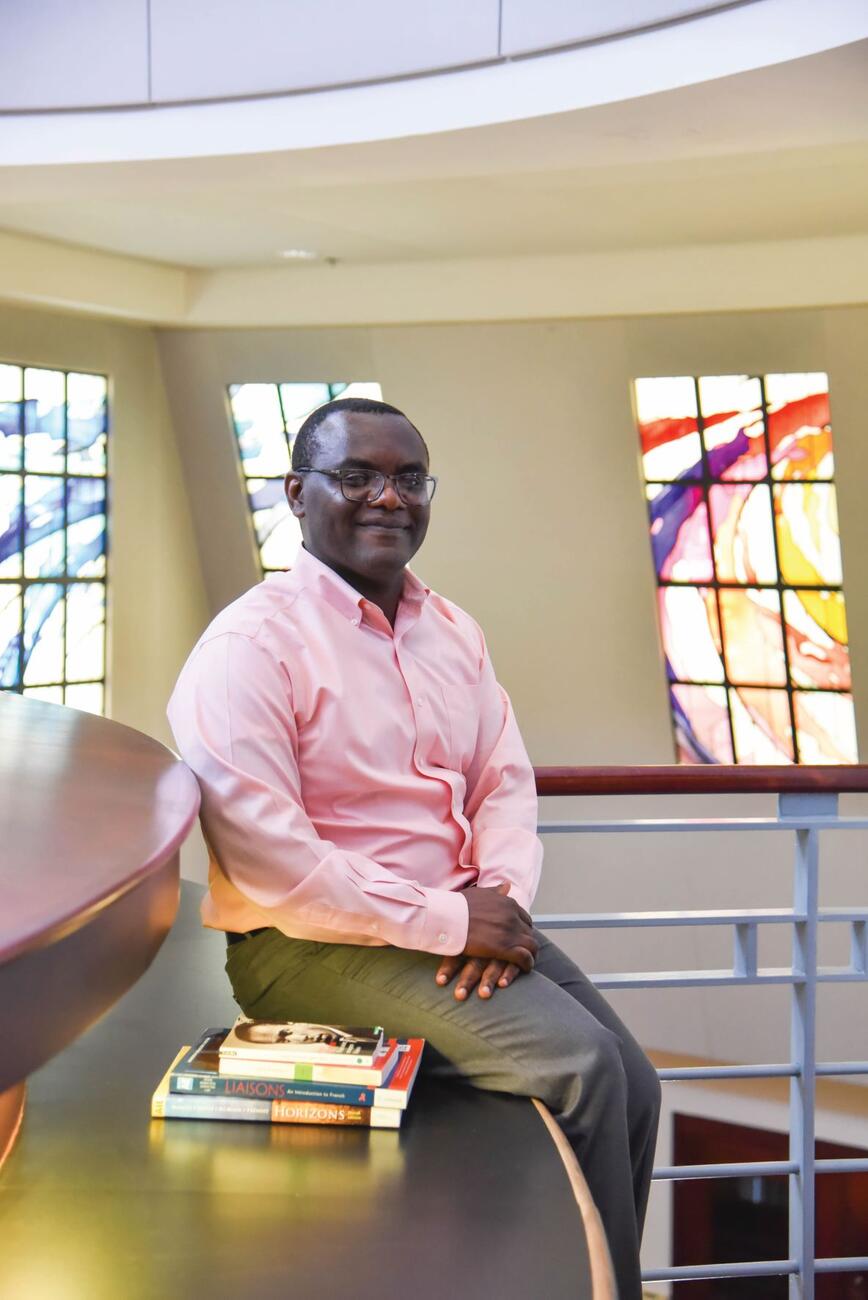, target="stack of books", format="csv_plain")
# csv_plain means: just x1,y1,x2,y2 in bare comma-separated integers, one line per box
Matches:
151,1015,424,1129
